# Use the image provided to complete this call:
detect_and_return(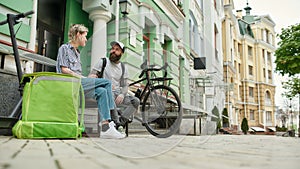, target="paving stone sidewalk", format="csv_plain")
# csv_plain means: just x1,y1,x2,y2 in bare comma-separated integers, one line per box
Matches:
0,134,299,169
